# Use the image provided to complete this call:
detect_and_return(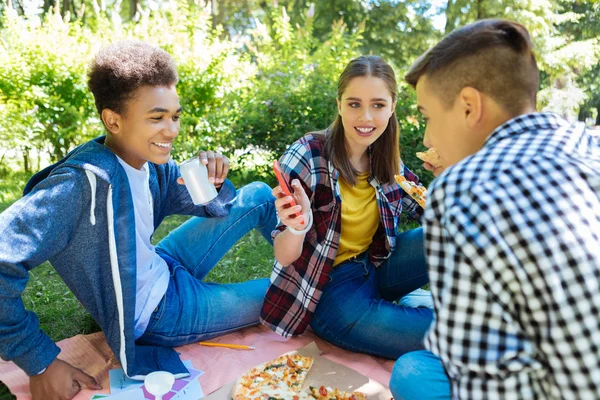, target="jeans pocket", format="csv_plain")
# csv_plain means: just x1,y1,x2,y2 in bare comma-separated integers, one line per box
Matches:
151,295,166,319
148,278,171,329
